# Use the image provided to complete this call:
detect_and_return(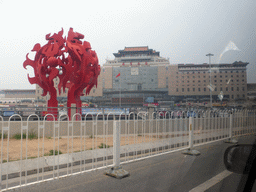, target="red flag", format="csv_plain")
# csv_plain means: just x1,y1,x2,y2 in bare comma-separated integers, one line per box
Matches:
116,73,120,78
